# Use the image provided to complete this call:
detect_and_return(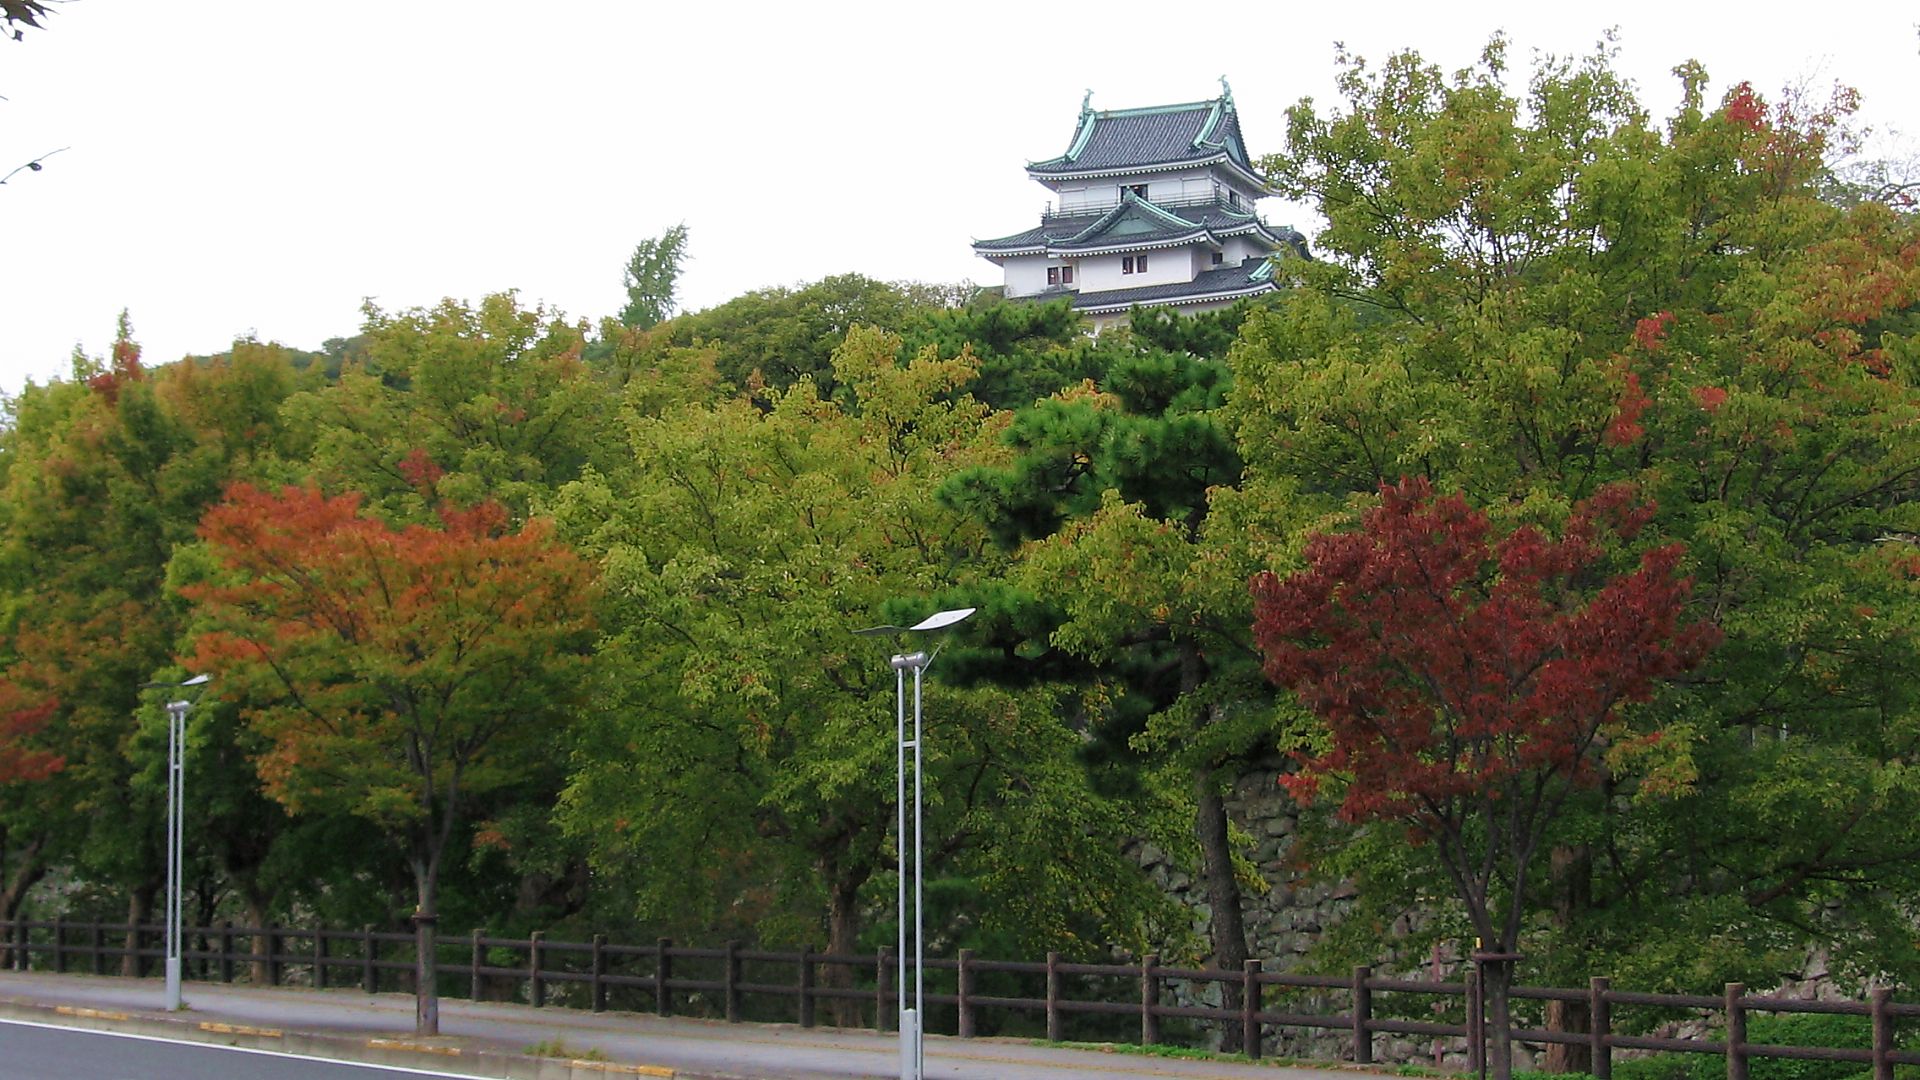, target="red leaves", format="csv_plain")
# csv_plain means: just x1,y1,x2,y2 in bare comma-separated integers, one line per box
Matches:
1606,370,1651,447
1692,385,1729,412
0,682,62,786
1723,83,1765,132
1633,312,1675,353
398,448,445,493
1250,478,1717,831
86,335,144,404
183,482,598,815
